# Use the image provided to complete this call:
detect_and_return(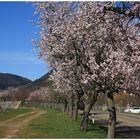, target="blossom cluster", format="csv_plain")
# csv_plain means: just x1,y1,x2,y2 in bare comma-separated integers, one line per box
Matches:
27,88,49,102
35,2,140,97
